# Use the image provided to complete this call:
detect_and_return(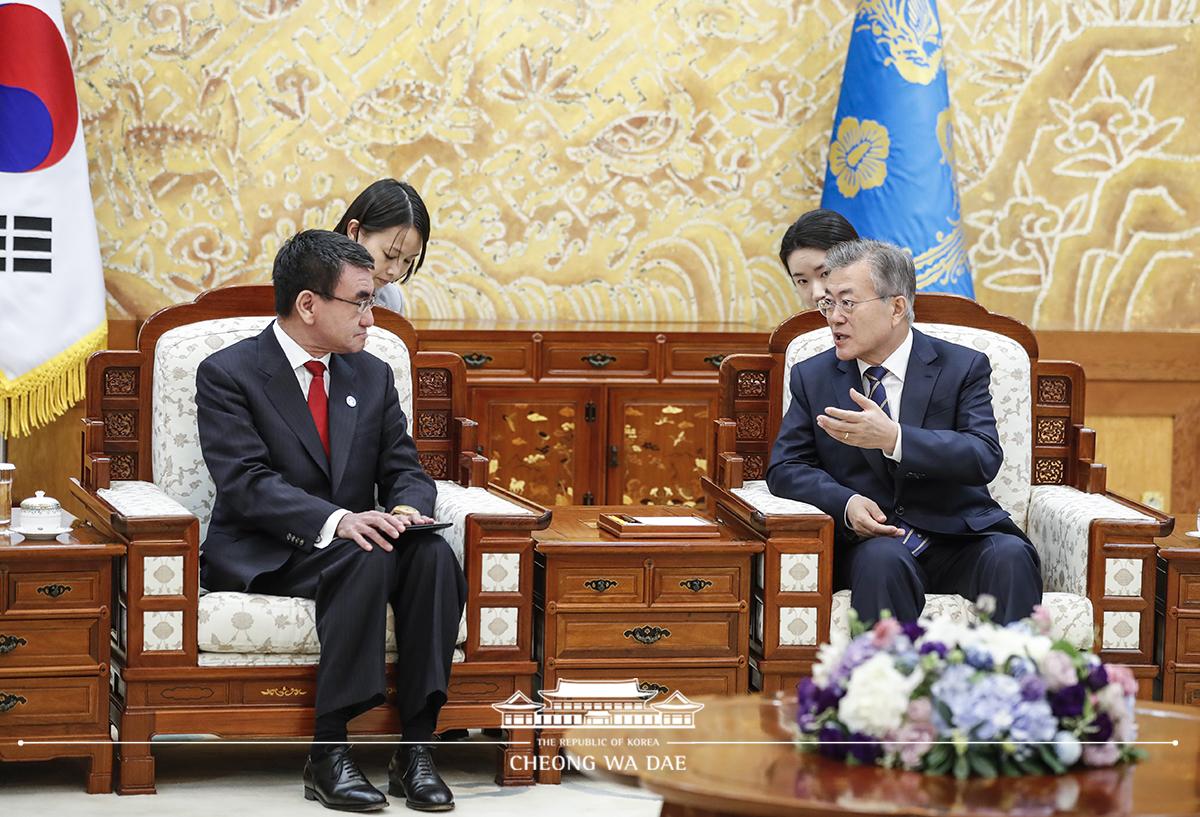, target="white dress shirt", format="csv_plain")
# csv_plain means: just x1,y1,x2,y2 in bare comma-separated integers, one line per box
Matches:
844,327,913,526
272,321,347,548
